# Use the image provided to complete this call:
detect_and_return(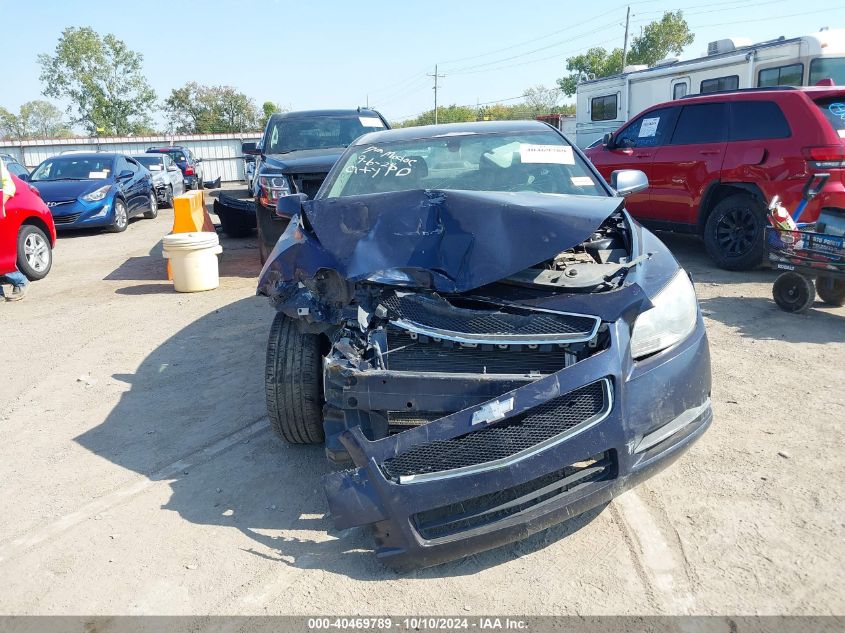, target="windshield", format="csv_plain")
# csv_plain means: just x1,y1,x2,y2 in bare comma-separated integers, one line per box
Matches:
133,156,164,170
324,131,606,199
265,115,386,154
31,157,115,181
814,98,845,138
809,57,845,86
